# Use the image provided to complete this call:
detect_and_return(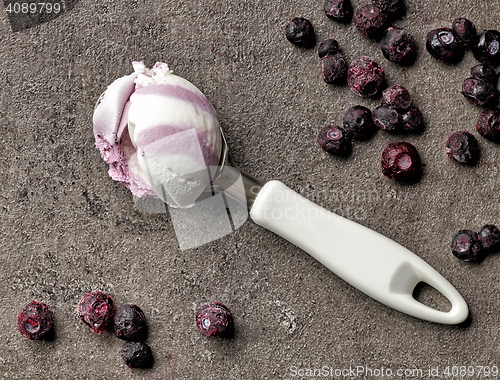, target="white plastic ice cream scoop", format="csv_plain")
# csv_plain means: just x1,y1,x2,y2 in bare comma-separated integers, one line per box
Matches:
213,130,469,325
93,61,468,324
